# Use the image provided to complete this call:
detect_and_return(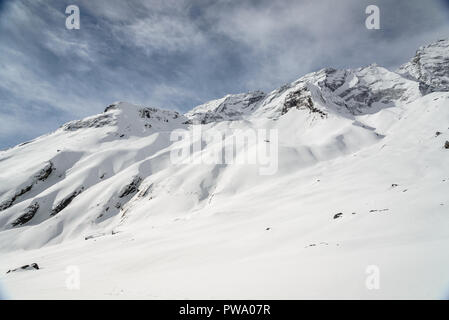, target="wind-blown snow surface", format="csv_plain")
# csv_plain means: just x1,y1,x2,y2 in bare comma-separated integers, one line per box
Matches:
1,39,449,299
